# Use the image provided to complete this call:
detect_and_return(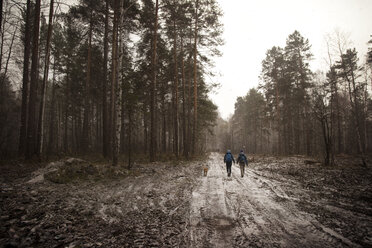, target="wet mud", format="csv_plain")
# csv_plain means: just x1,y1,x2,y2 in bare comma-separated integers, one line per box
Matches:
1,153,371,247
